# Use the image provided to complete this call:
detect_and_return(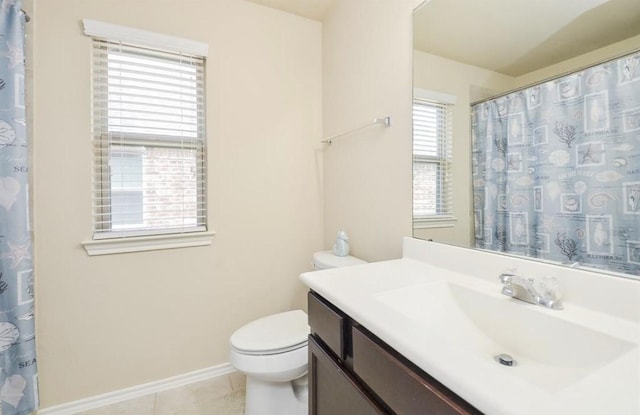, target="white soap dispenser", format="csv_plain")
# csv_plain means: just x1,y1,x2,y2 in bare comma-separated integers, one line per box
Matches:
333,230,350,257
